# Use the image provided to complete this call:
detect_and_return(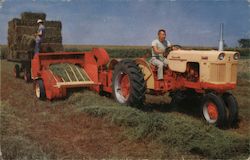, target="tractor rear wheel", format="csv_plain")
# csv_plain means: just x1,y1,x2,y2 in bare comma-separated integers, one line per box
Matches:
35,79,46,100
14,64,20,78
222,92,239,128
201,93,227,128
112,59,146,107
